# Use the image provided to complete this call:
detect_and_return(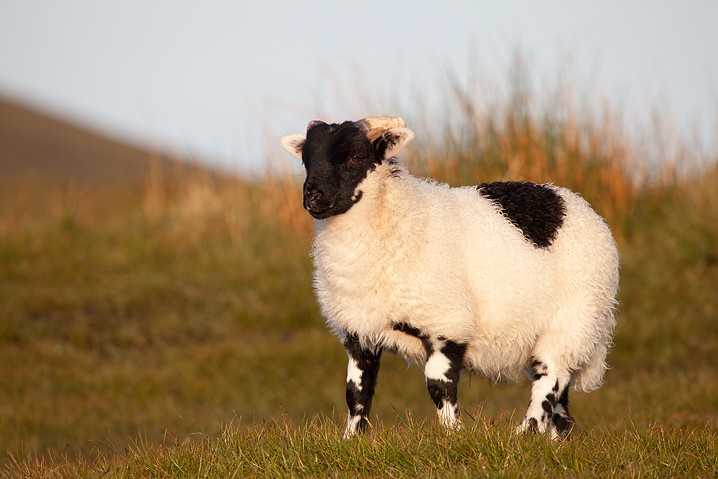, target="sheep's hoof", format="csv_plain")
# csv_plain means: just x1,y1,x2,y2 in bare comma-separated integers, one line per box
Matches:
515,417,540,435
516,417,570,441
551,414,575,439
343,415,370,439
